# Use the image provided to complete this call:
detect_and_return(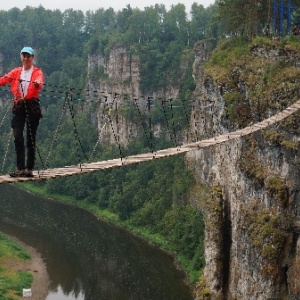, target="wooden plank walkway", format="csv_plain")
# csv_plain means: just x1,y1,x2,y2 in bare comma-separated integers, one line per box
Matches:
1,99,300,184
